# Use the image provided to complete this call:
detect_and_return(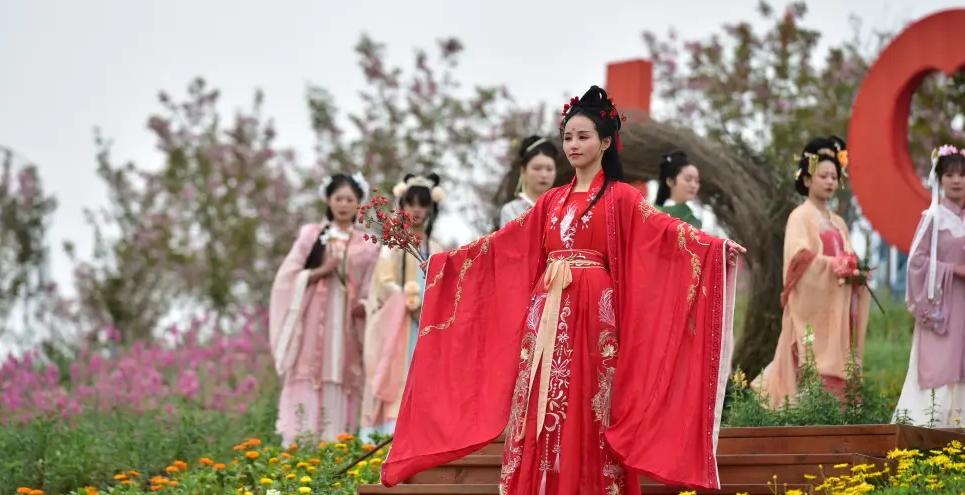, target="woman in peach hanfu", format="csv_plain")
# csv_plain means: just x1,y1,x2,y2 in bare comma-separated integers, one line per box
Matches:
381,86,744,494
894,146,965,426
360,174,444,440
756,137,871,408
269,173,379,445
